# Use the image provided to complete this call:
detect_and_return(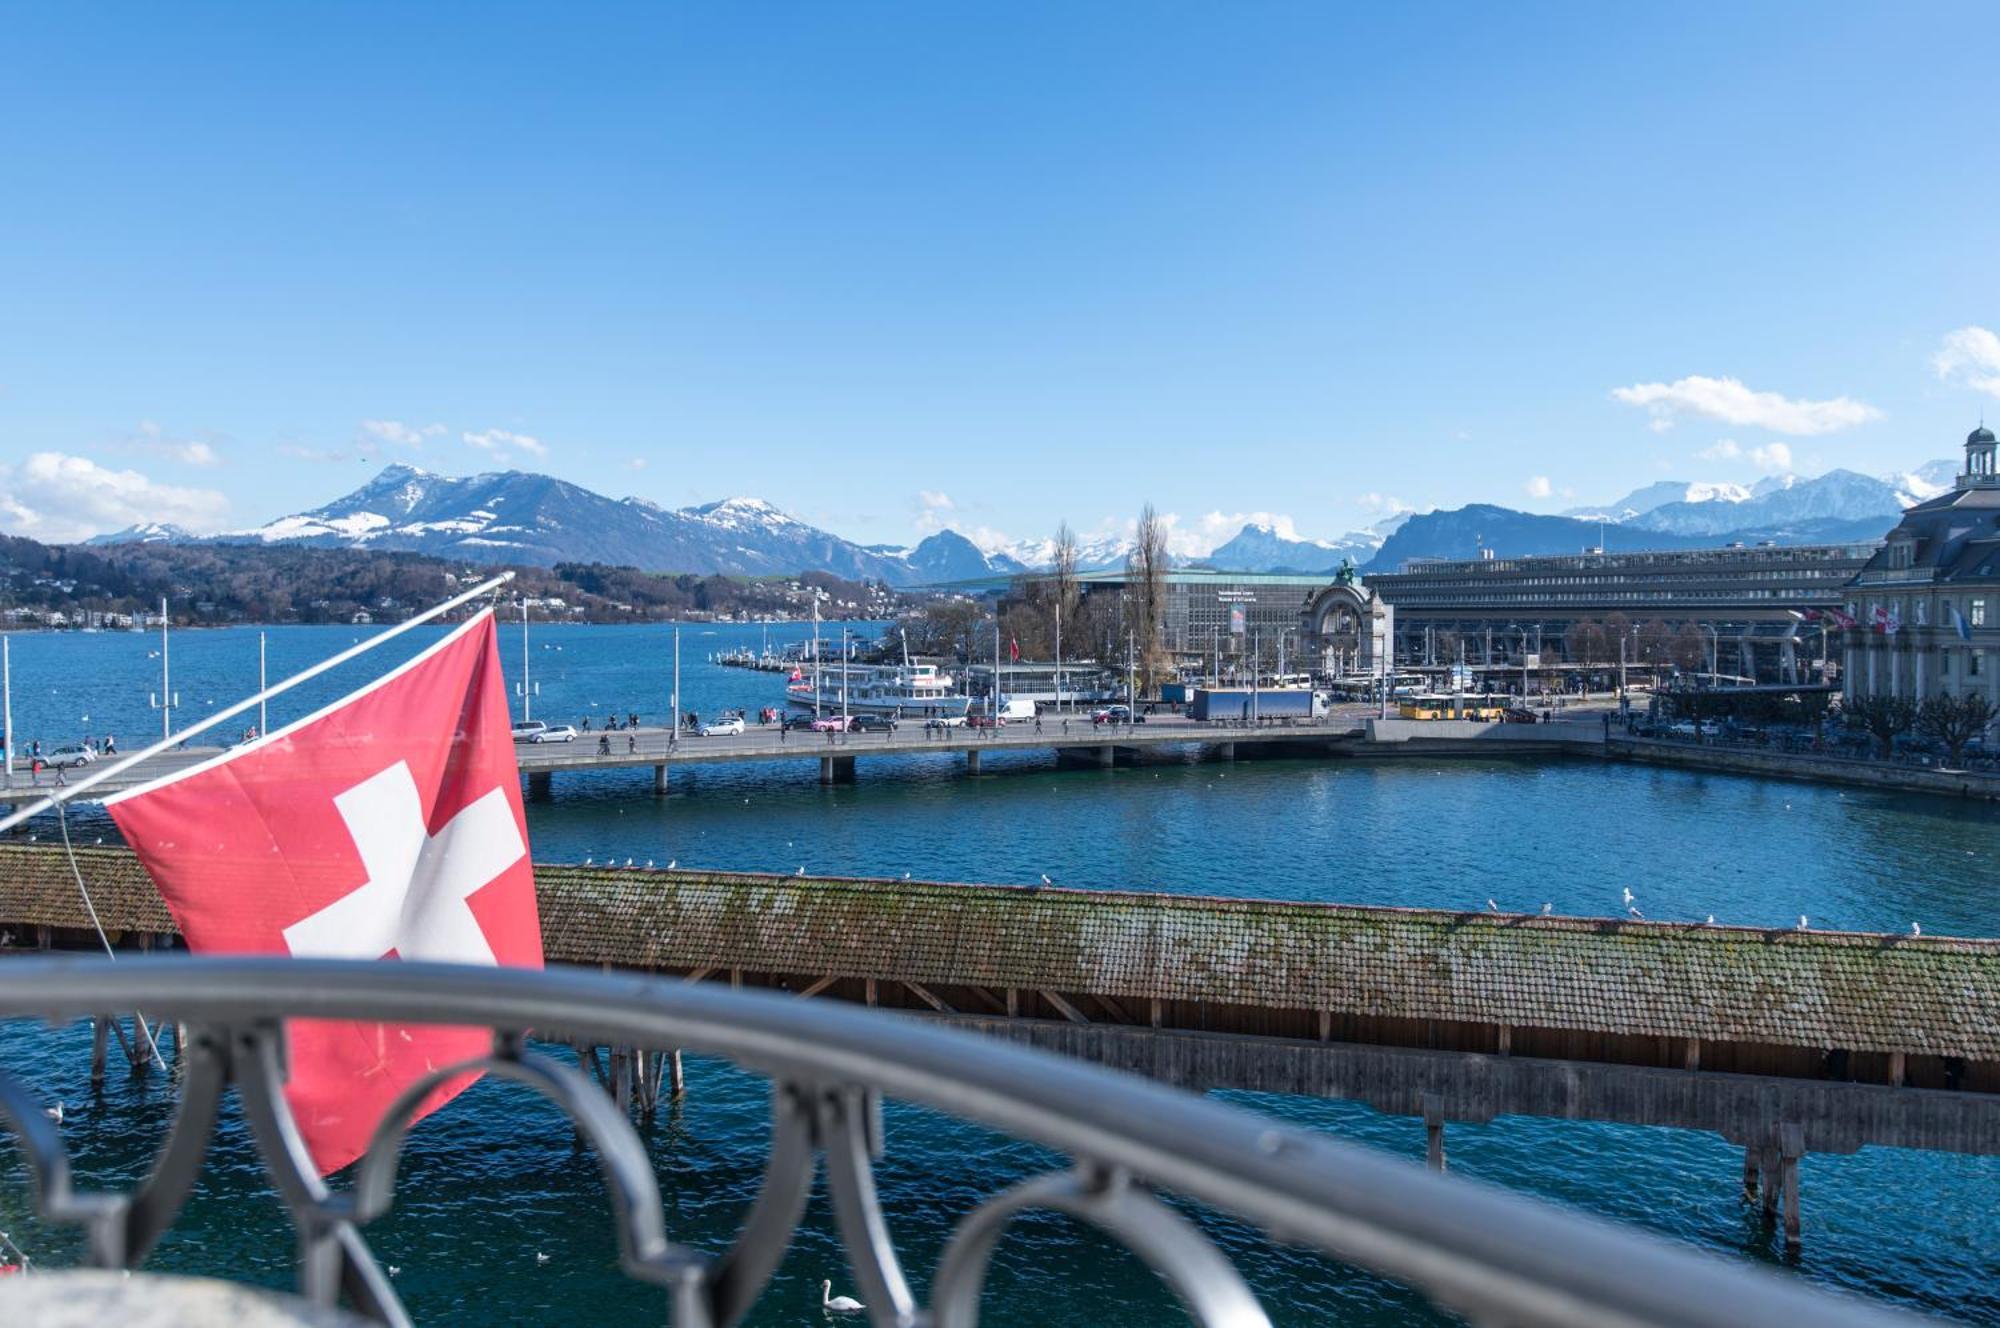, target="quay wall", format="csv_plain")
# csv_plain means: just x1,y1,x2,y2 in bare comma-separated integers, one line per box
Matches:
1606,738,2000,801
